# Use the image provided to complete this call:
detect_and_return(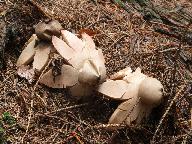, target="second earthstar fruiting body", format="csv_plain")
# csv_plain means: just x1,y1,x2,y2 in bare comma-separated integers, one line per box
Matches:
98,67,164,127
